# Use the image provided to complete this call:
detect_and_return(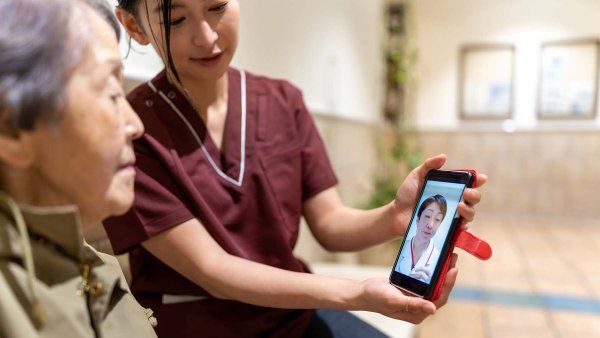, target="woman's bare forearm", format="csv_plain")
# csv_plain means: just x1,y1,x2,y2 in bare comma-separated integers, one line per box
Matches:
303,188,404,252
141,218,365,310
